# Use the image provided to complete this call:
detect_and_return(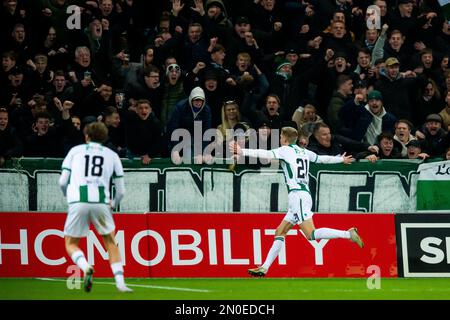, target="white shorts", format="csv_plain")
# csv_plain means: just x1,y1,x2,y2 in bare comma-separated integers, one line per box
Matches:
284,190,314,225
64,202,115,237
